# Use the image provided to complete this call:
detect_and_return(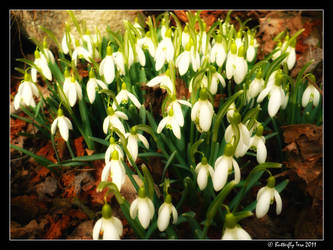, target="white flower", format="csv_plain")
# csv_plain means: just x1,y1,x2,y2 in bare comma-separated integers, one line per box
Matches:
31,49,52,82
166,98,191,127
99,46,115,84
212,144,241,192
157,108,182,139
302,84,320,107
246,36,258,63
225,113,251,158
72,43,92,66
51,109,73,142
255,176,282,219
226,43,248,84
61,31,75,54
247,77,265,102
195,157,214,191
210,36,227,67
125,127,149,164
257,70,287,118
93,217,123,240
250,125,267,164
105,137,124,164
130,187,155,229
112,51,126,76
191,89,214,133
63,76,82,107
285,45,296,70
146,73,175,95
112,82,142,110
175,39,200,76
13,73,40,110
101,150,126,191
135,40,146,67
103,106,128,135
86,72,108,104
93,204,123,240
154,29,174,71
157,195,178,232
137,35,156,58
221,225,252,240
